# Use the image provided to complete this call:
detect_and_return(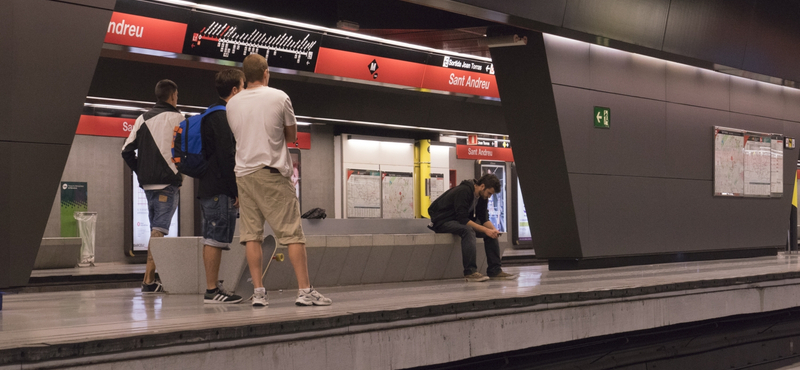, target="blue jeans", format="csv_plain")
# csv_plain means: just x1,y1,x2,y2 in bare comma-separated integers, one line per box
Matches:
144,185,180,234
433,220,502,276
199,194,237,250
